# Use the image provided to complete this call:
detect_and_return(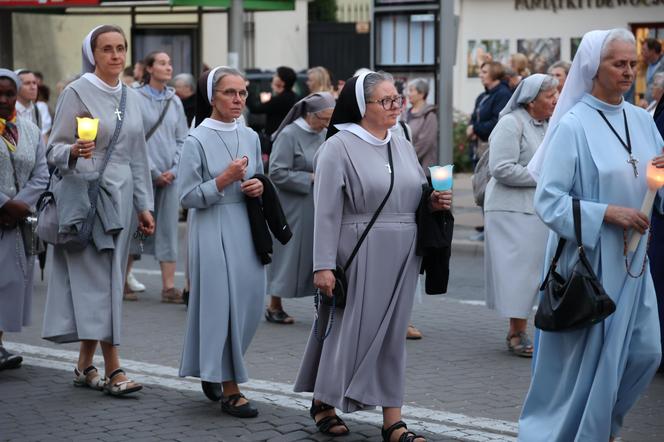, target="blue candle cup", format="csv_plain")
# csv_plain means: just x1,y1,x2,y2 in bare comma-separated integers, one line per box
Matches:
429,164,454,191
